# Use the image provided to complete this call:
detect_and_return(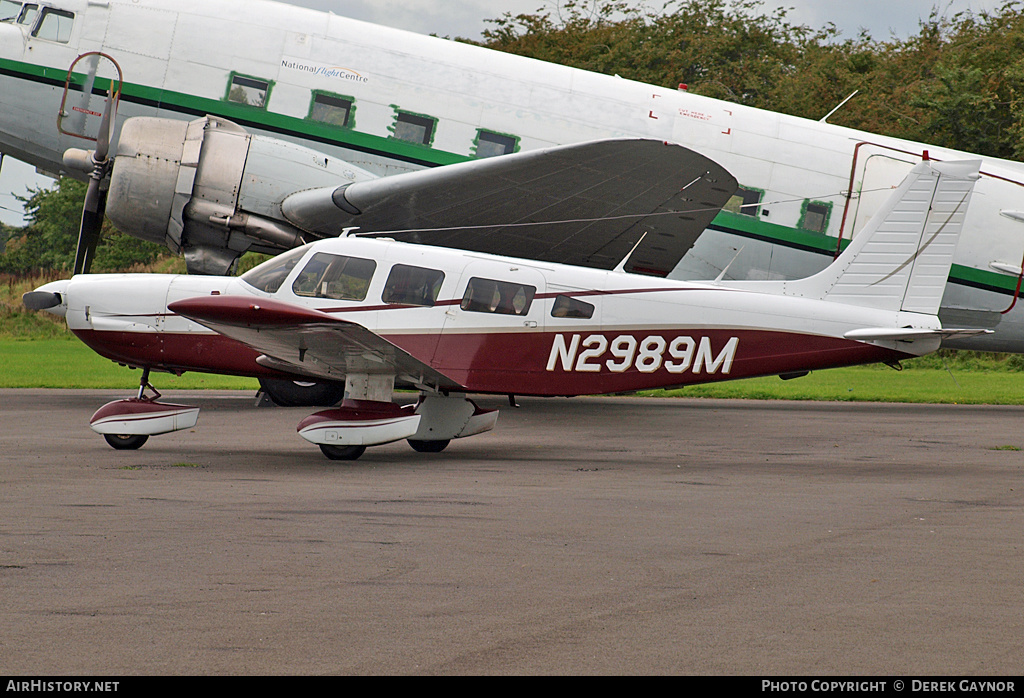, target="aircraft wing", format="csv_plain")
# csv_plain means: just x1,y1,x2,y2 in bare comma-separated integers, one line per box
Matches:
167,295,463,392
280,139,737,277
